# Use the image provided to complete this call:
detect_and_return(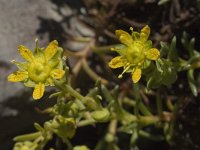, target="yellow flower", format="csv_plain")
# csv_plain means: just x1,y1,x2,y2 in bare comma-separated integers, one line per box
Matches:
109,25,160,83
8,40,65,100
